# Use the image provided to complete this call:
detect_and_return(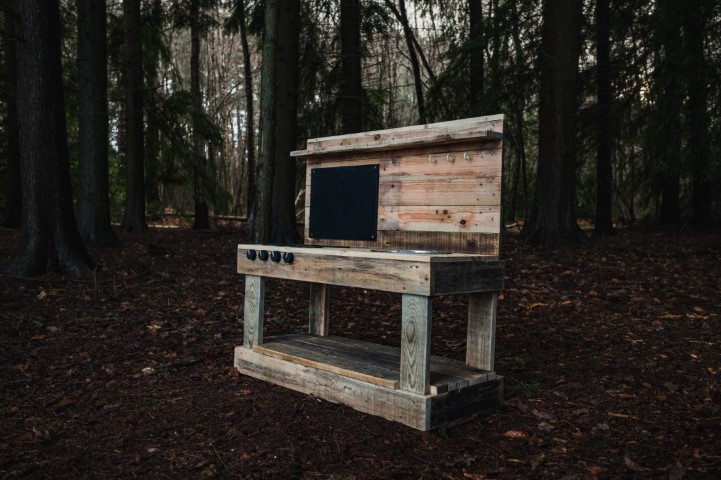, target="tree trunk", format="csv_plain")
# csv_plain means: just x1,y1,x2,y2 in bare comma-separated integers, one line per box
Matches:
77,0,119,247
145,0,163,206
341,0,362,134
385,0,426,124
509,0,529,221
191,0,210,230
1,0,22,228
683,0,712,228
593,0,615,237
121,0,147,232
468,0,484,109
521,0,586,245
3,0,94,277
253,0,279,243
270,0,301,245
238,0,255,219
652,0,683,227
